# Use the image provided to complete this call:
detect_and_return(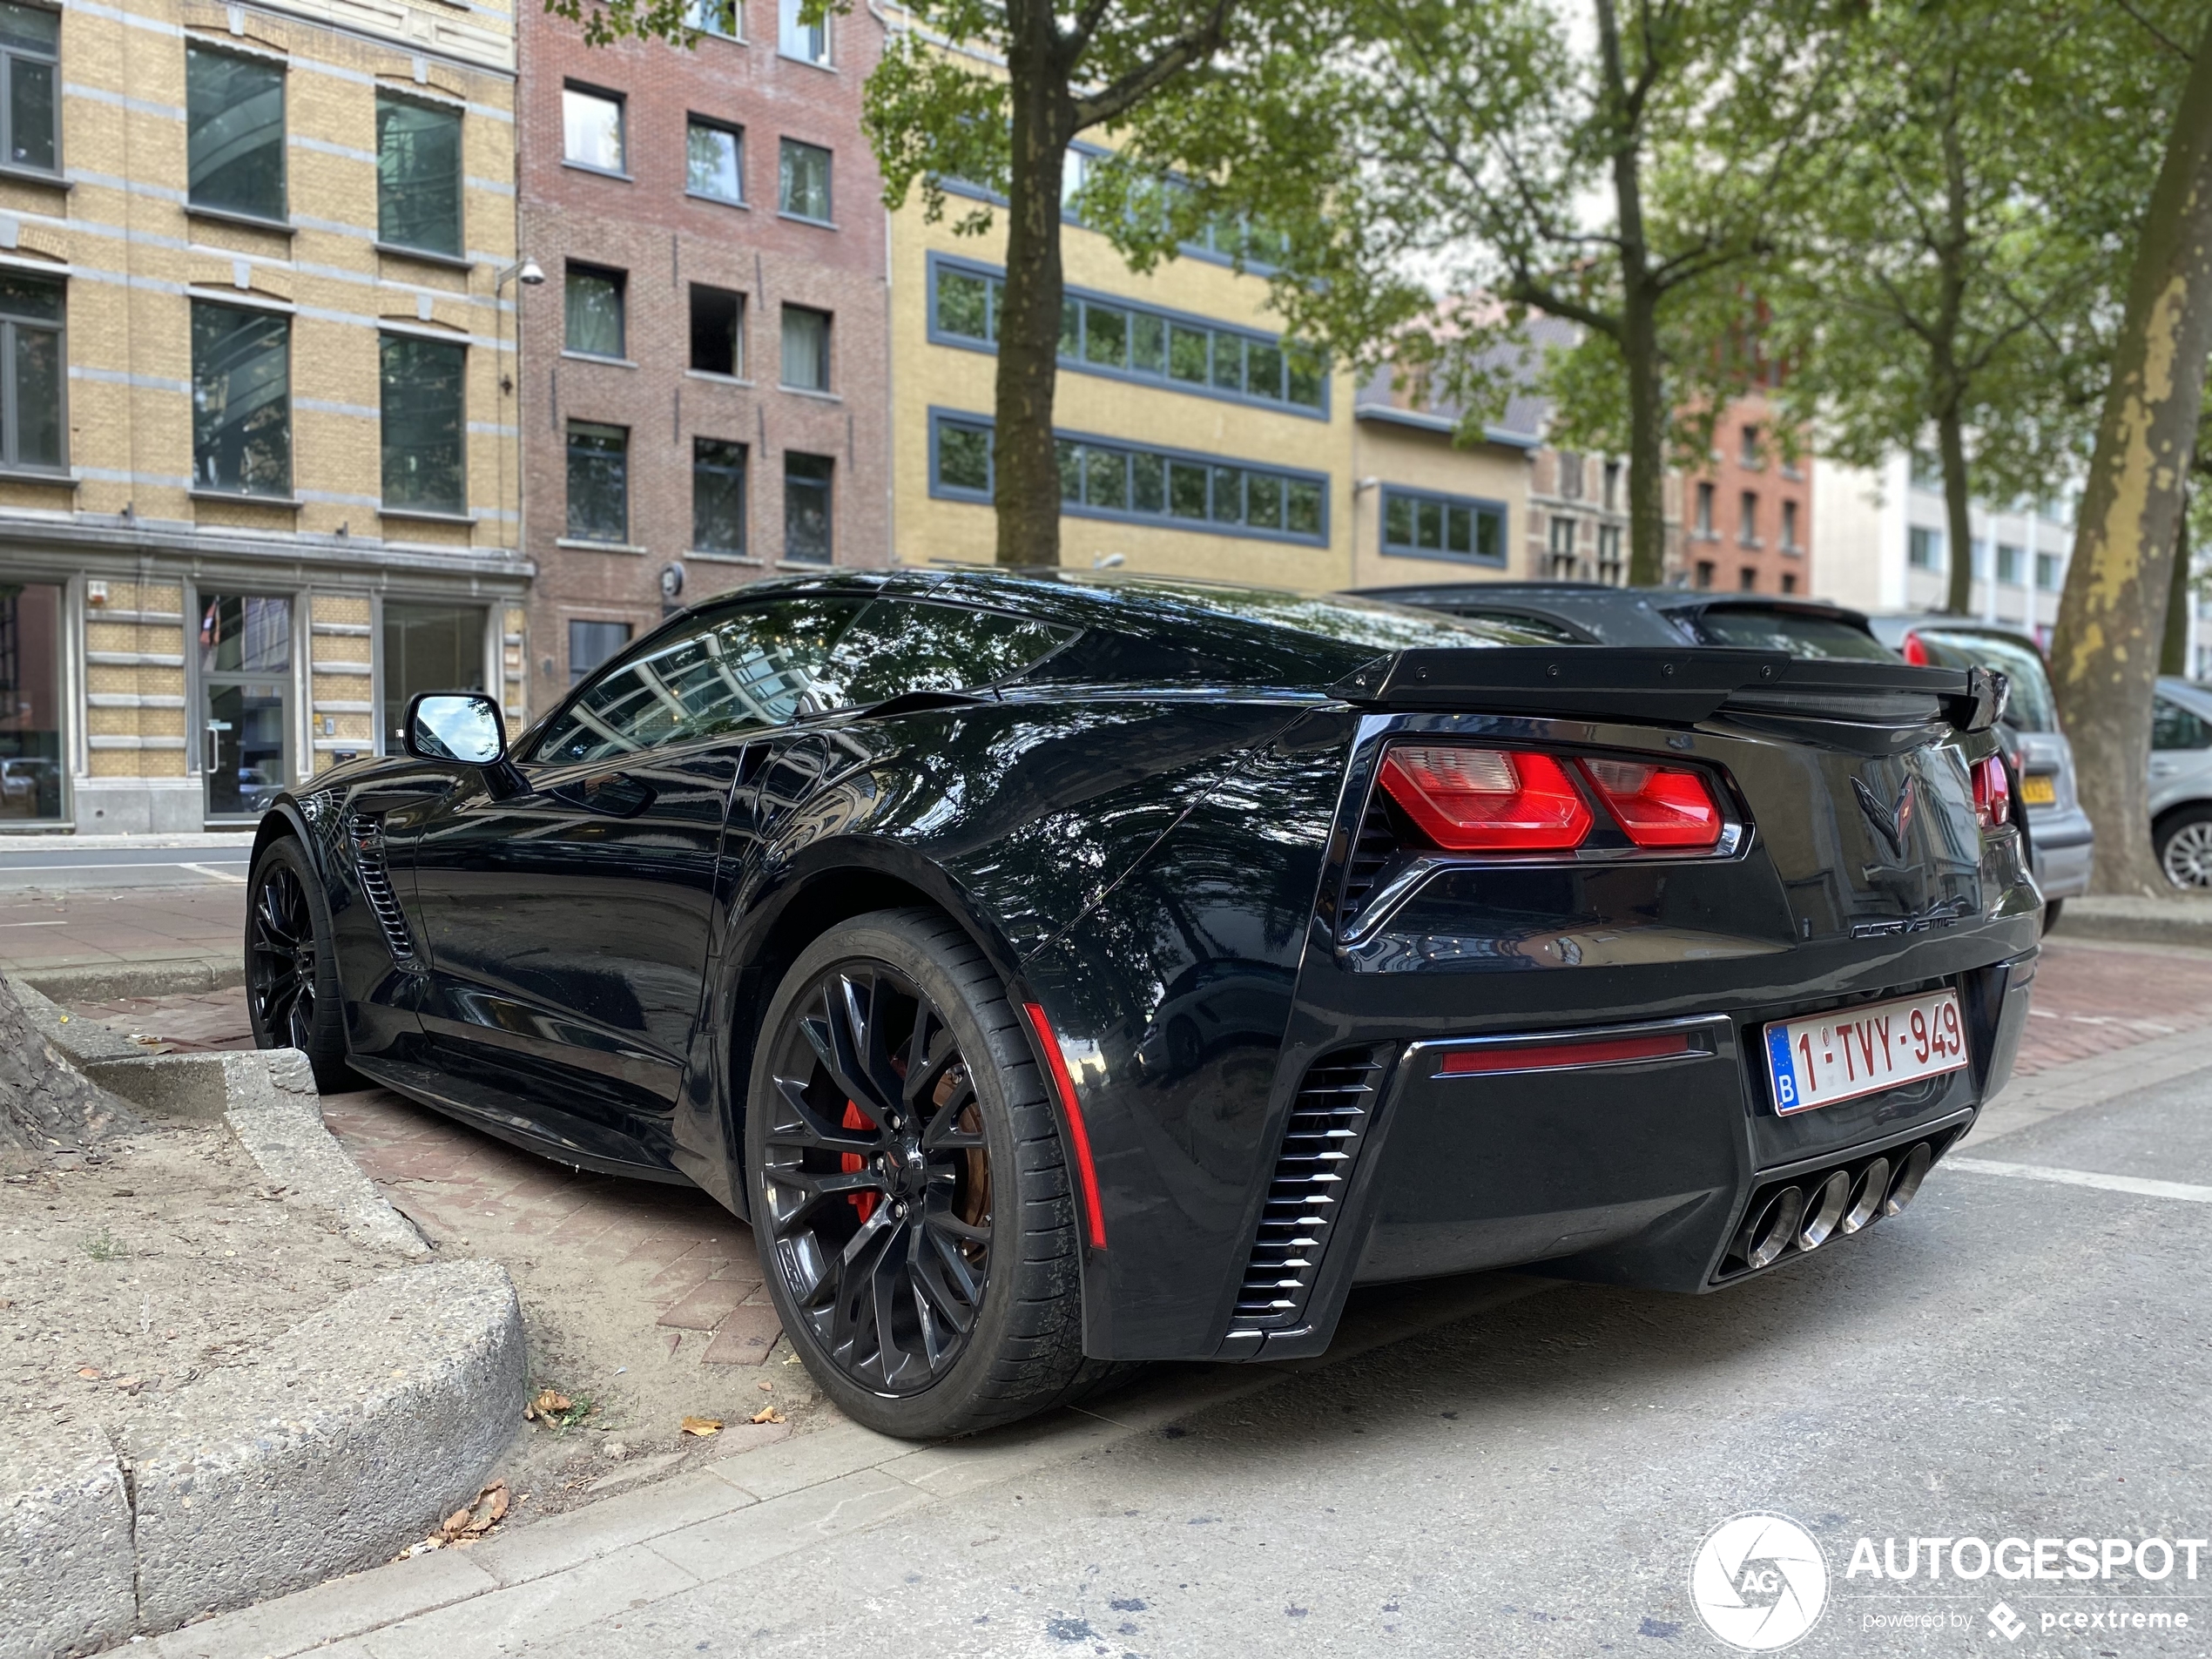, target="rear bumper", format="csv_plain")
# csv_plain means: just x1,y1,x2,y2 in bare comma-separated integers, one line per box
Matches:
2027,805,2094,898
1216,946,2037,1361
